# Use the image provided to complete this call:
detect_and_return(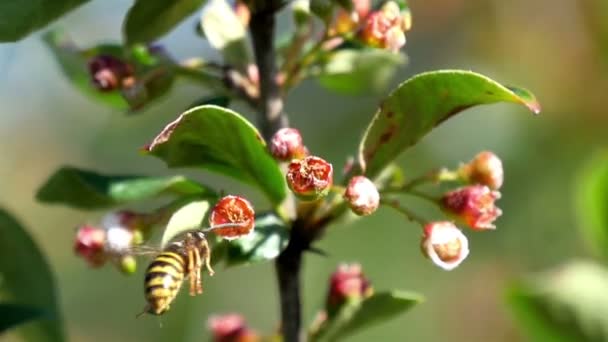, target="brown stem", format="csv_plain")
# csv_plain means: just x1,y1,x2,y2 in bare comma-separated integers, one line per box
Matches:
250,5,288,141
249,4,306,342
